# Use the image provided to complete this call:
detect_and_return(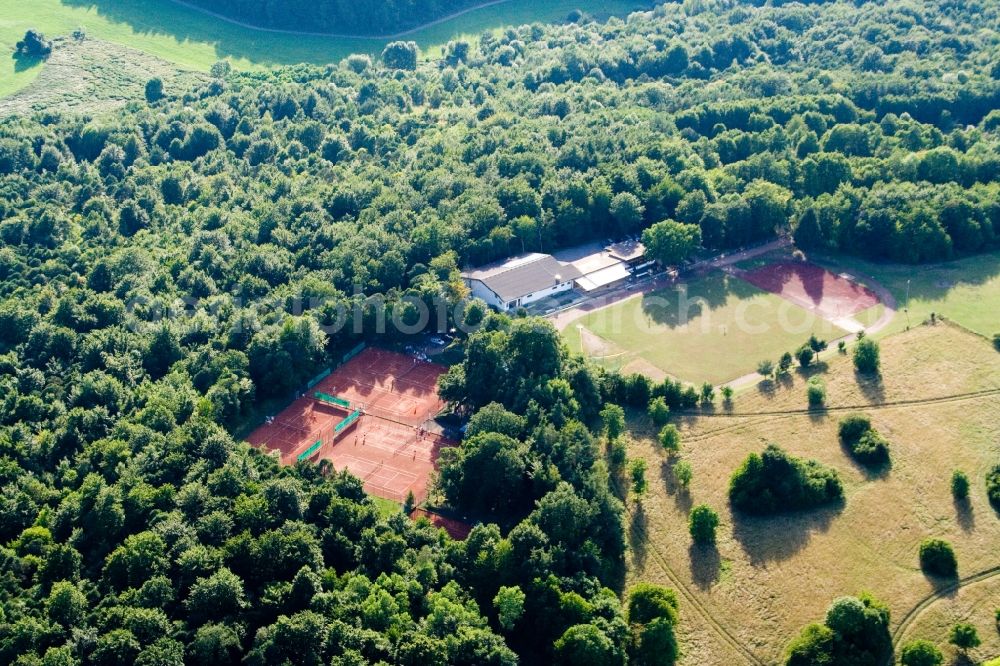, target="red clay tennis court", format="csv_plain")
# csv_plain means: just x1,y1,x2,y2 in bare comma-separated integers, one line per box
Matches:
738,261,880,321
246,397,351,466
247,347,453,504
